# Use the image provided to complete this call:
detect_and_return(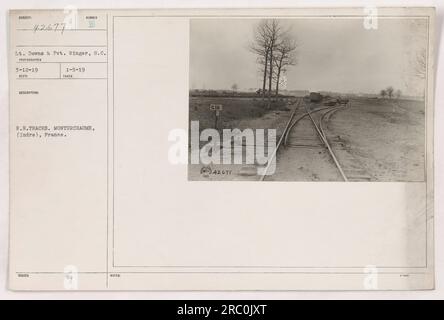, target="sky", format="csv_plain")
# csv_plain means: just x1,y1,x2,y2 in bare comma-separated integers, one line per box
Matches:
189,18,428,96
